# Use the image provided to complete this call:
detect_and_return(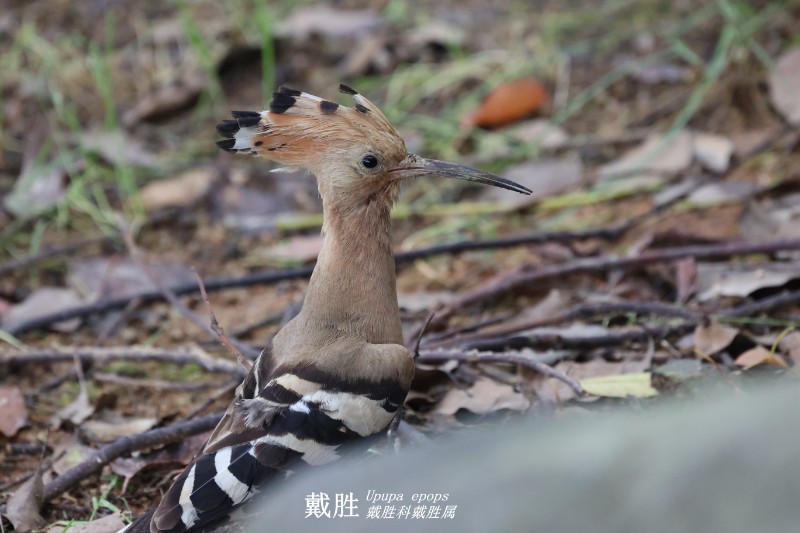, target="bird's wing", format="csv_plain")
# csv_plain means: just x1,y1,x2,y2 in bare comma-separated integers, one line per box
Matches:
148,347,405,533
